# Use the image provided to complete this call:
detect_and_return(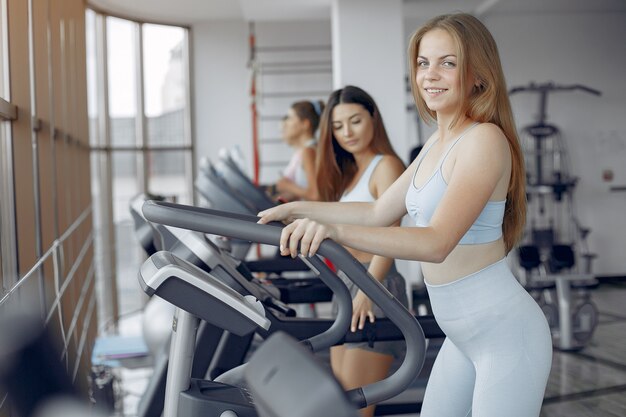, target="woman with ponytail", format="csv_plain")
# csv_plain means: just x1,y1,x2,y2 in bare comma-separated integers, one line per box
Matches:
271,100,325,202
